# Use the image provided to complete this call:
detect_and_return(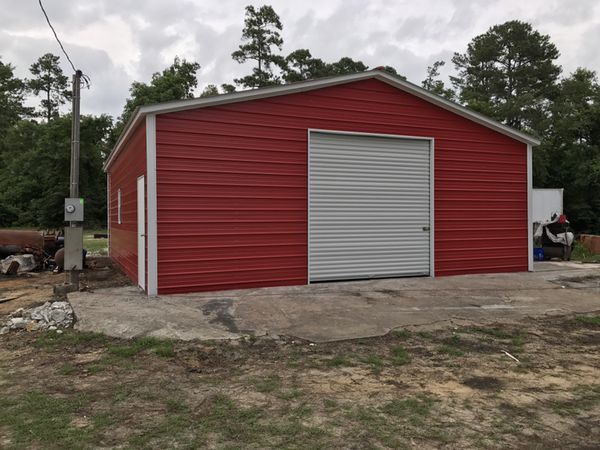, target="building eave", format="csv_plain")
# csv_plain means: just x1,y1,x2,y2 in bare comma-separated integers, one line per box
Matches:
103,70,540,171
